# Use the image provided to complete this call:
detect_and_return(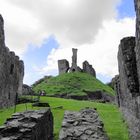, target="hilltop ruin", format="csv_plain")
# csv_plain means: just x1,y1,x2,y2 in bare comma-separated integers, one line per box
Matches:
58,48,96,77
